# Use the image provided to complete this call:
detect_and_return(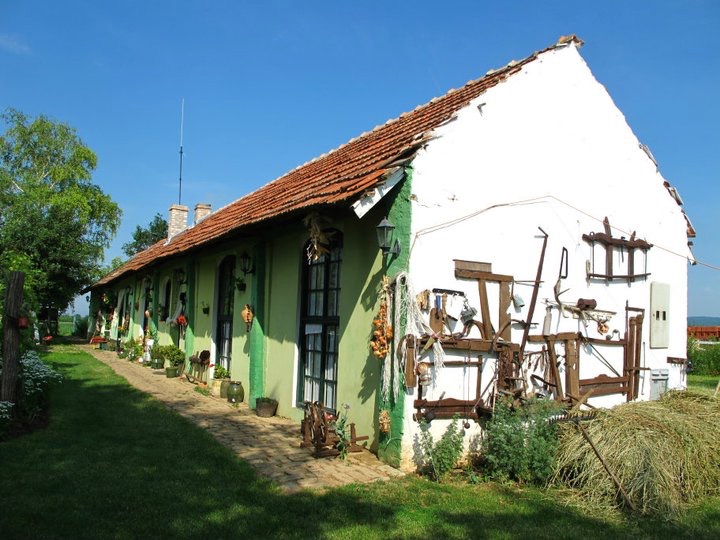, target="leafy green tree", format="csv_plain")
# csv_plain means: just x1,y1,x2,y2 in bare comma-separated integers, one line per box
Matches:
122,213,167,257
99,256,125,277
0,108,121,312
